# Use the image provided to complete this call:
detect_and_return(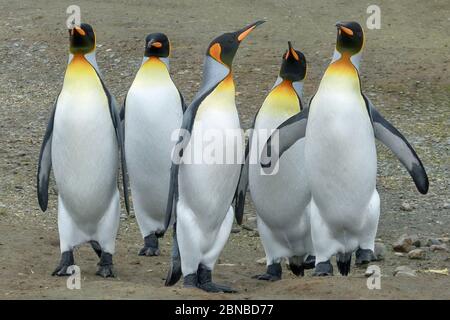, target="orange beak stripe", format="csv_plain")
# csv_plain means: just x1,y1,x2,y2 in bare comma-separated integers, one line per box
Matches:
285,50,290,60
237,26,256,42
340,26,353,36
75,26,86,36
290,48,299,61
151,41,163,48
209,43,222,62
